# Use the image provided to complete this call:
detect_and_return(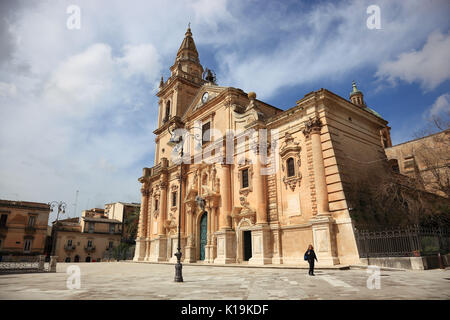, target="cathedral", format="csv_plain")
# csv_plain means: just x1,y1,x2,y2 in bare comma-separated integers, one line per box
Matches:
133,27,392,266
